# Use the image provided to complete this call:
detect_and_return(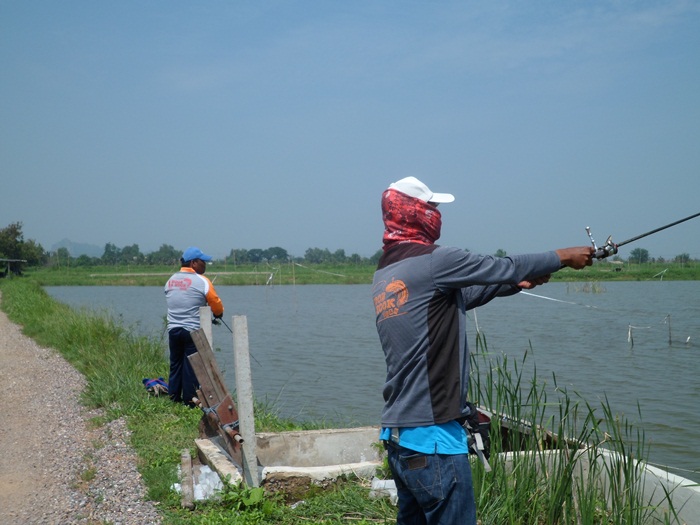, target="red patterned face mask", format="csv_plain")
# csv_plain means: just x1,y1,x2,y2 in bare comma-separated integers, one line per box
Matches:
381,189,442,251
